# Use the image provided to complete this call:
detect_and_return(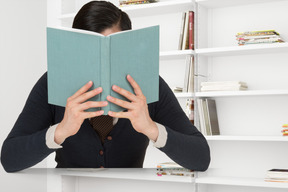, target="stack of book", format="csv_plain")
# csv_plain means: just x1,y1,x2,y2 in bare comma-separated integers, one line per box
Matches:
200,81,248,92
282,124,288,136
178,11,194,50
157,162,194,177
236,30,284,46
197,98,220,136
265,169,288,183
119,0,158,6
